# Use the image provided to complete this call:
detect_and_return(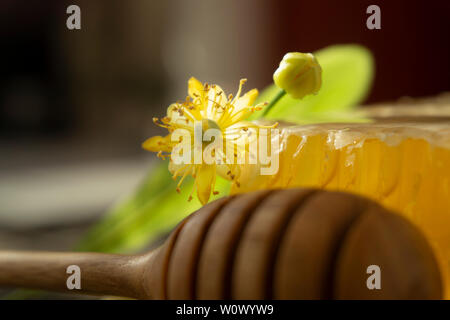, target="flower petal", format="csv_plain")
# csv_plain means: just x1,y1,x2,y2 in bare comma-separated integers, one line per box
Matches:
188,77,204,100
234,88,258,112
224,120,255,132
142,134,173,152
195,165,215,205
167,103,189,126
205,84,227,120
